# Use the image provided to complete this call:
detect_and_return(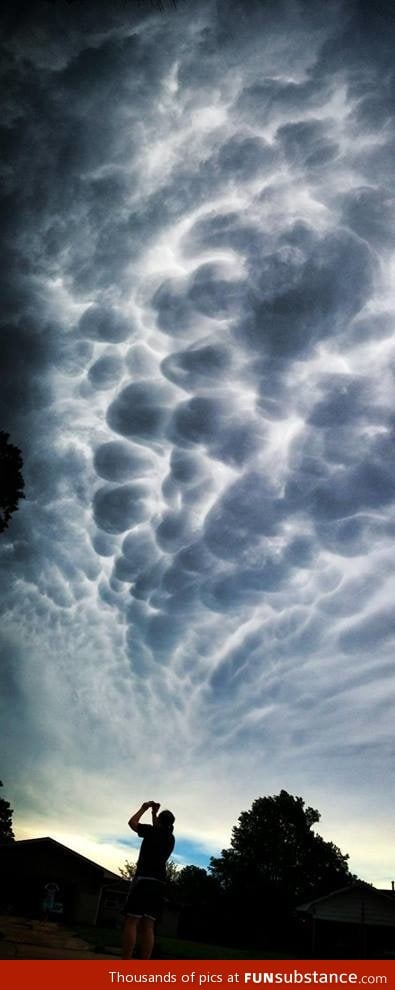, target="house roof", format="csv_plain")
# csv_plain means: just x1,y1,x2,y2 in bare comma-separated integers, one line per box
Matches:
298,881,395,914
0,836,126,884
